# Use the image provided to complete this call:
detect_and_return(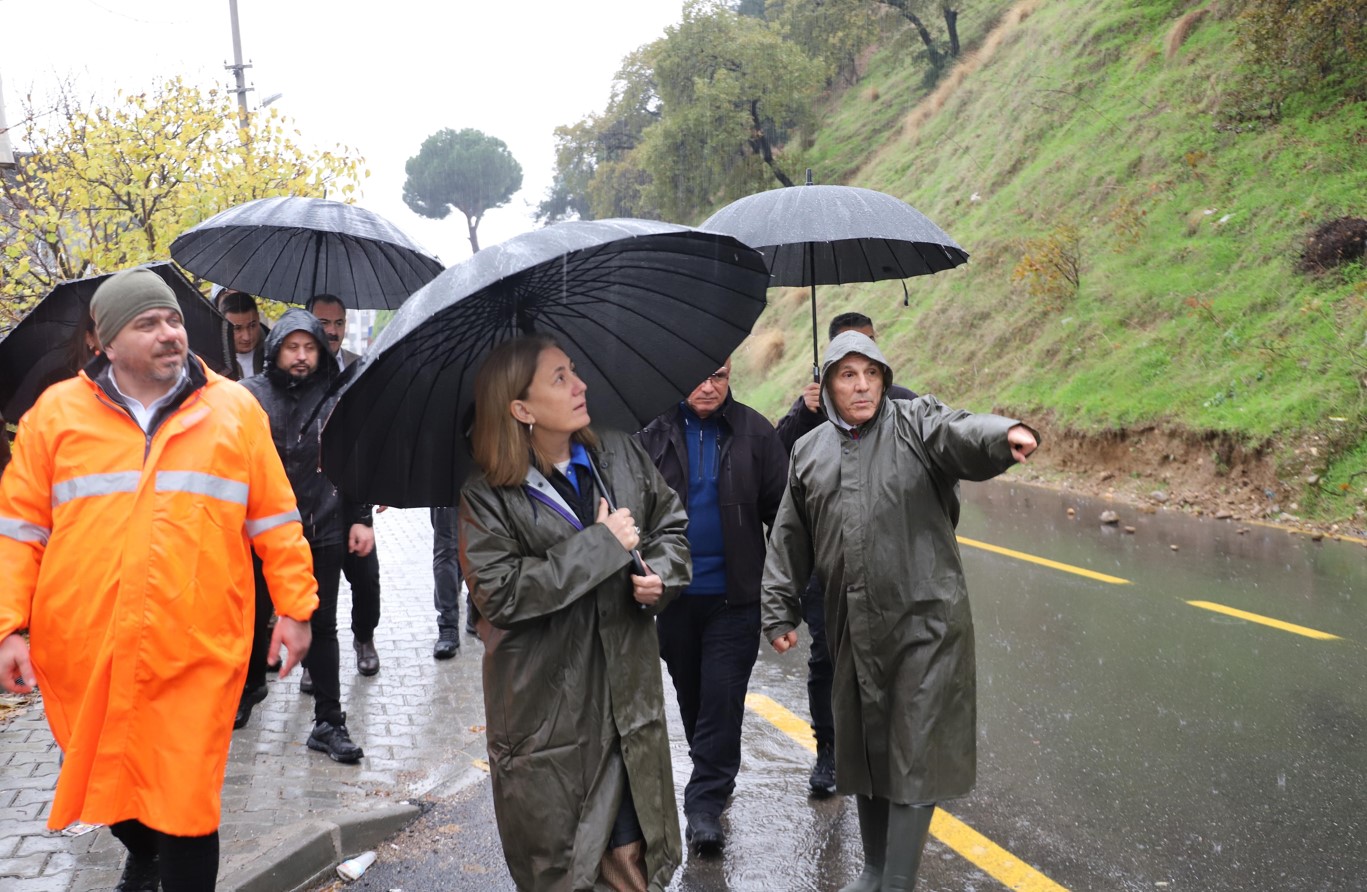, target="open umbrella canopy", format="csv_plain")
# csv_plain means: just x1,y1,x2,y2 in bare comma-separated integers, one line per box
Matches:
700,175,969,376
699,180,969,284
320,218,770,508
169,196,444,310
0,262,233,421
